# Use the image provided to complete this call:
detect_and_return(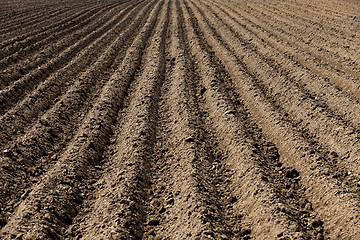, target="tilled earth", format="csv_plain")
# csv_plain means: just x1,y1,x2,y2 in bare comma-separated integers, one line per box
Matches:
0,0,360,239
